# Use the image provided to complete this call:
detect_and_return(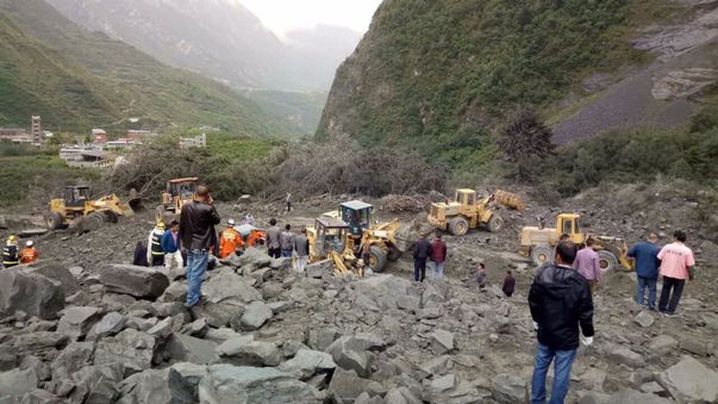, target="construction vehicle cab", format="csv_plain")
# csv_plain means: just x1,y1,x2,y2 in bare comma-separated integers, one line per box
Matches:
520,213,630,272
428,188,503,236
340,200,373,236
161,177,198,213
307,216,350,261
